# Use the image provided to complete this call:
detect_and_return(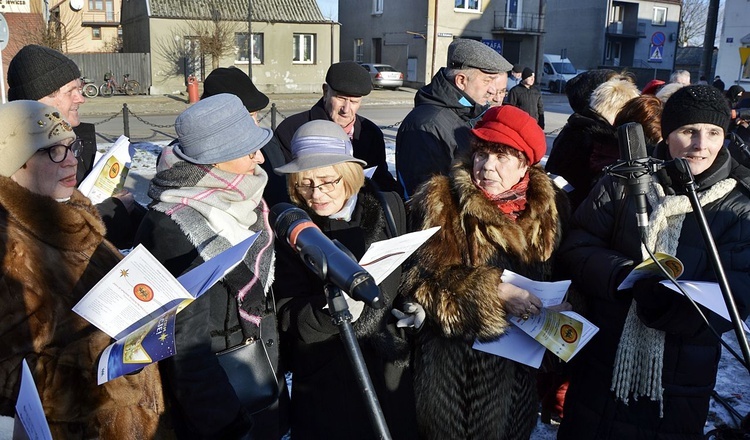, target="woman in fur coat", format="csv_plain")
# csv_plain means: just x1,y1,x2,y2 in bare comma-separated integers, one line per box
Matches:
0,100,167,438
401,105,570,439
273,120,418,440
